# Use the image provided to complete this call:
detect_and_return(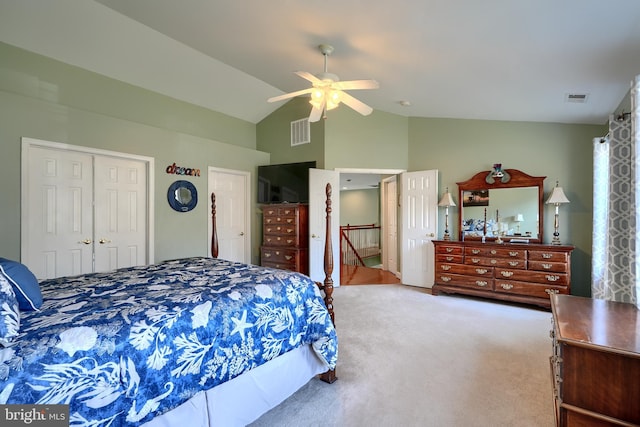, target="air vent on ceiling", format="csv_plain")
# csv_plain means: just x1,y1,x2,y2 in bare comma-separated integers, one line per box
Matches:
565,93,589,103
291,118,310,146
